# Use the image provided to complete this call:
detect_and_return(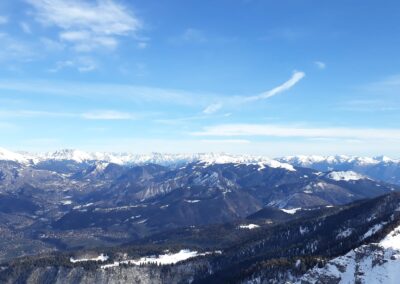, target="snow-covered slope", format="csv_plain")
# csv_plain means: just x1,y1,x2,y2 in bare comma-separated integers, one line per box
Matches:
326,171,368,181
0,147,35,164
297,224,400,284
